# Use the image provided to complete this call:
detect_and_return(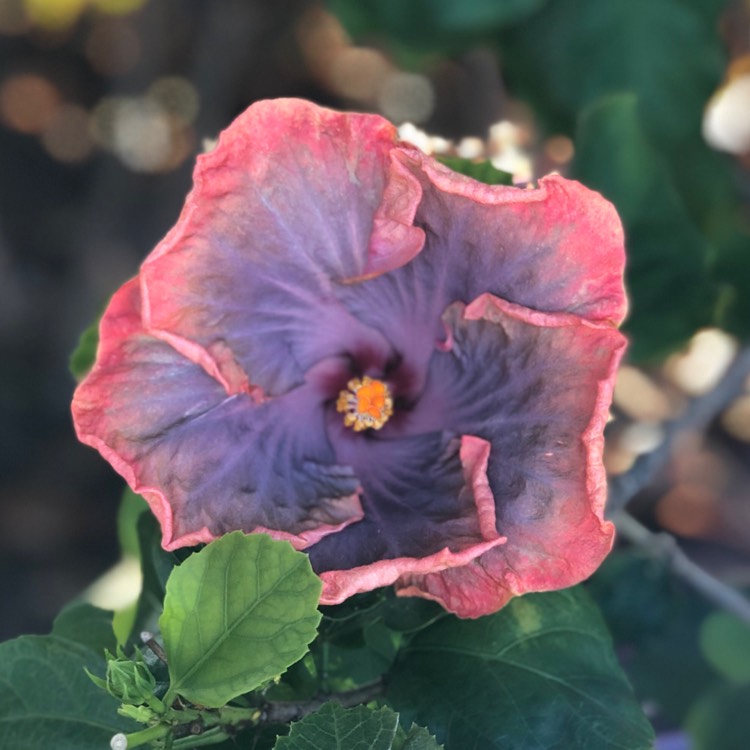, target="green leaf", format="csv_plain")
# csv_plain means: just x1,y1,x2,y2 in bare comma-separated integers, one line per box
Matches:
498,0,724,140
626,586,714,726
160,532,322,707
711,225,750,340
117,487,149,559
572,94,716,360
394,723,444,750
437,157,513,186
318,621,400,691
51,602,117,655
685,682,750,750
69,318,99,381
386,587,654,750
0,635,136,750
274,703,399,750
700,611,750,684
380,595,446,635
497,0,738,250
327,0,546,53
124,511,180,648
587,549,675,643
